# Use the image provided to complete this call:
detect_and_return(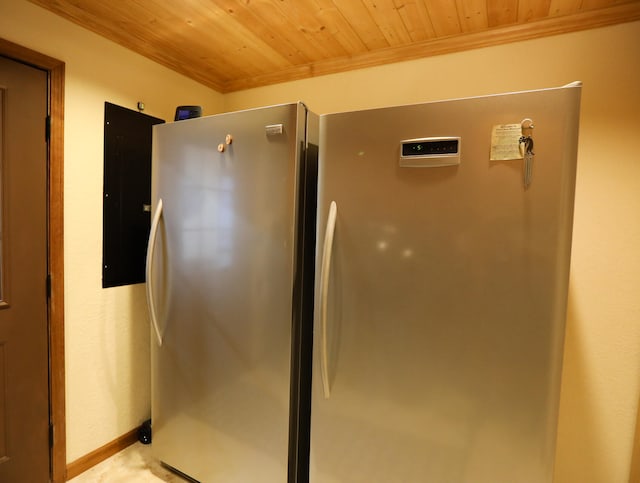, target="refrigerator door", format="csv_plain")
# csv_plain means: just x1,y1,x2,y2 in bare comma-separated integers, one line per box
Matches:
148,103,313,482
311,85,581,483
